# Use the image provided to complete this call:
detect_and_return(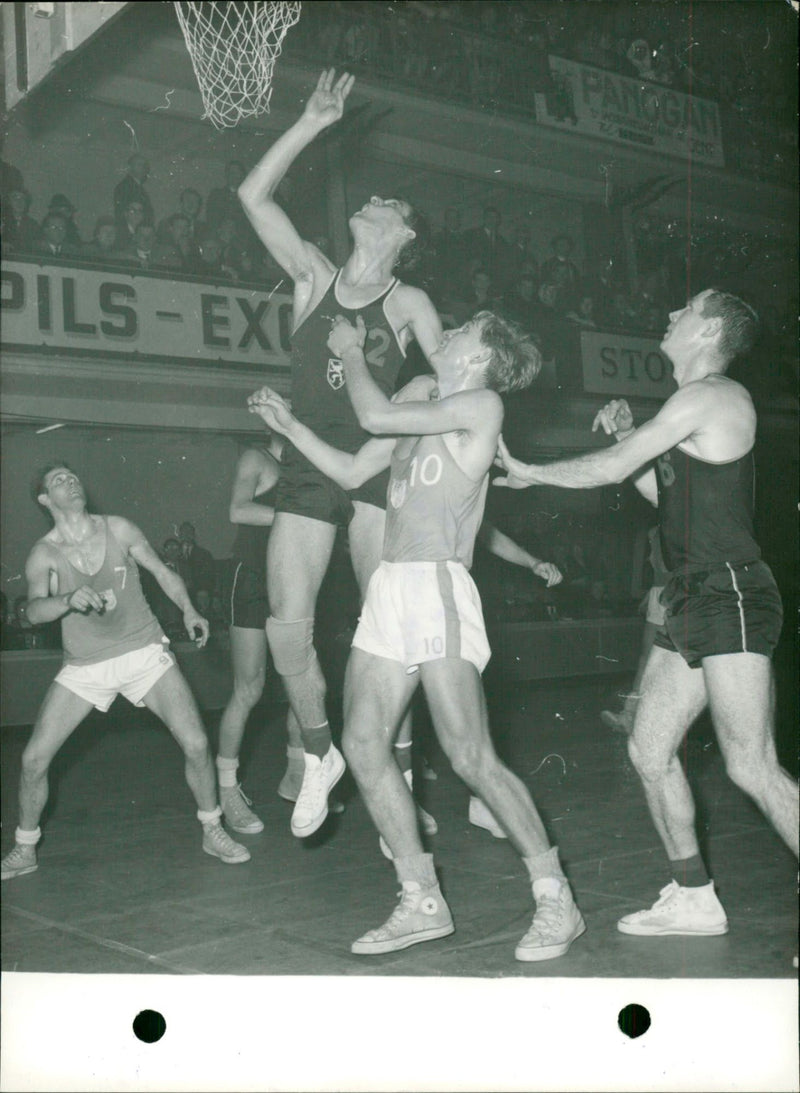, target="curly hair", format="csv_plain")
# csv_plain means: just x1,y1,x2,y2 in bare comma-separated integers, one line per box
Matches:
393,201,431,274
